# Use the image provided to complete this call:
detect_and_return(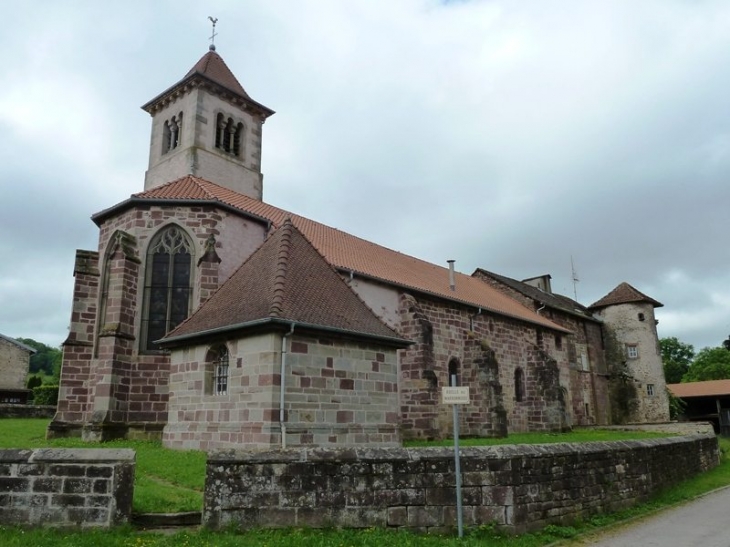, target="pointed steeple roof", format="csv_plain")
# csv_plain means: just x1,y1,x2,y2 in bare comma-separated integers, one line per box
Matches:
141,50,274,119
588,282,663,310
159,220,409,347
184,49,249,97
